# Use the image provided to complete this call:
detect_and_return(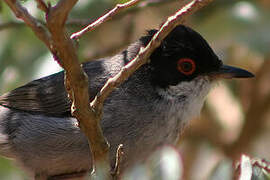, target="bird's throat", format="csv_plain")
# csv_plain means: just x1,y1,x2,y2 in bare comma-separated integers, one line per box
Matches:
156,76,212,143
